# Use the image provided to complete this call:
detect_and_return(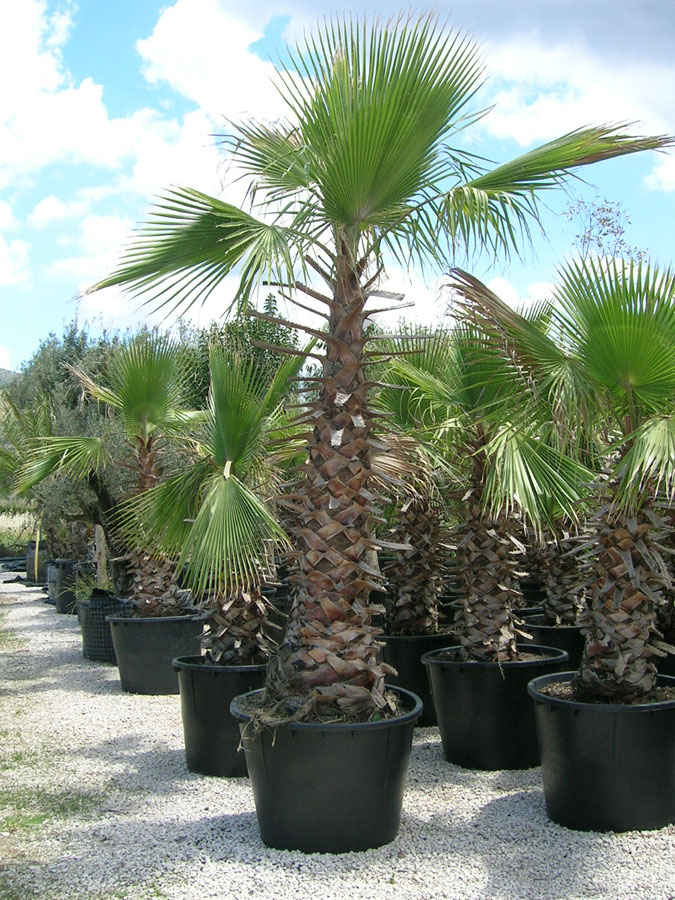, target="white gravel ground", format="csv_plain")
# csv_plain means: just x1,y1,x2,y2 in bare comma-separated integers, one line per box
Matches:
0,577,674,900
